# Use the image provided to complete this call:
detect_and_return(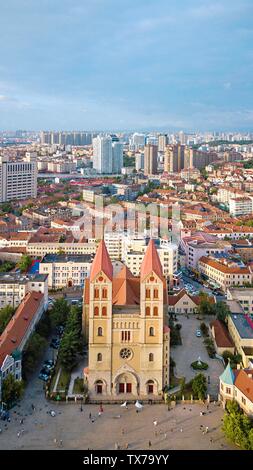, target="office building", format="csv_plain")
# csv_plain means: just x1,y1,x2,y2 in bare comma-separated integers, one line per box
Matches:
93,135,113,174
0,155,37,202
